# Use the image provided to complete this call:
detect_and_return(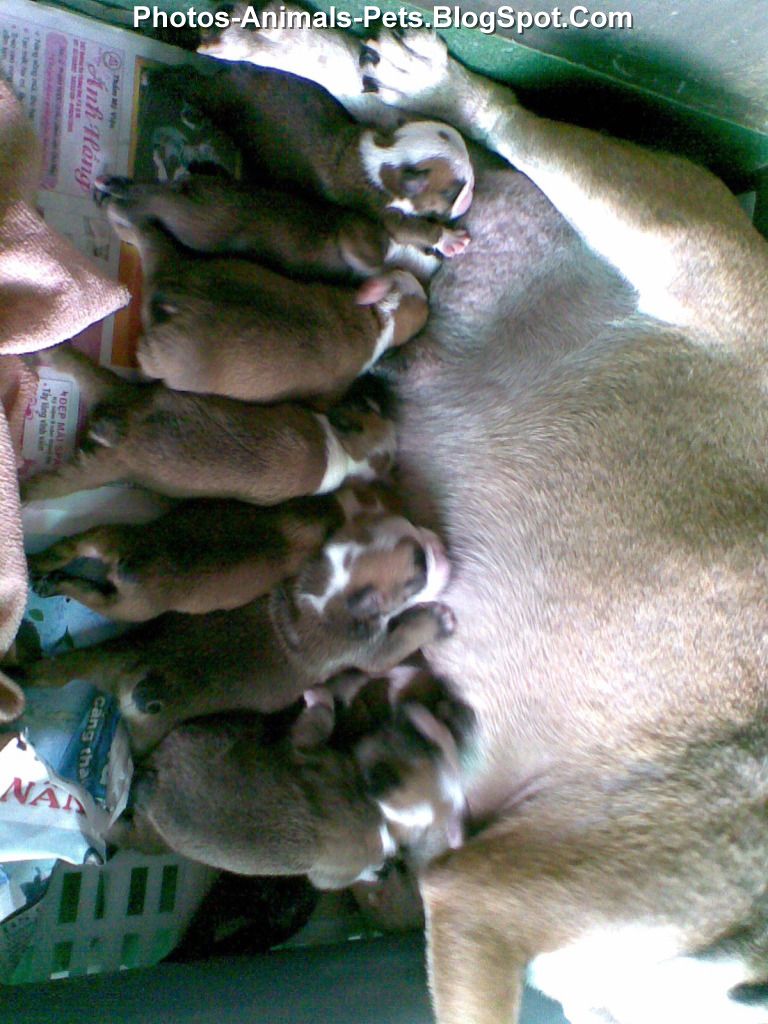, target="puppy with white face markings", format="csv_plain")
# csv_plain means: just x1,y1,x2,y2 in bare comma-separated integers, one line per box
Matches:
293,662,474,868
157,44,475,226
198,0,476,220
